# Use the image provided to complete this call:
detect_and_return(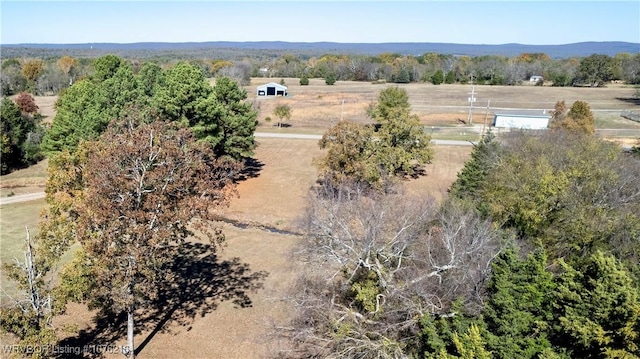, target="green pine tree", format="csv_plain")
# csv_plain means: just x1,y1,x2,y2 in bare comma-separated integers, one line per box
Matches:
208,76,258,160
432,70,444,85
483,247,557,358
552,252,640,358
449,130,499,214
